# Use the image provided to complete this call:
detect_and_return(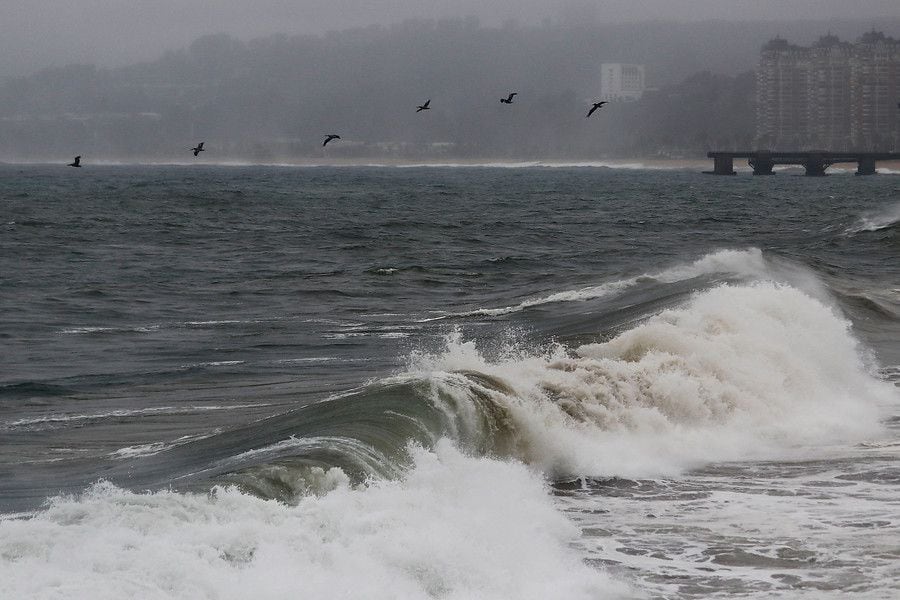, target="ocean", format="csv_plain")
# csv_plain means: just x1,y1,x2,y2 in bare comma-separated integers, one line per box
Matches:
1,164,898,598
